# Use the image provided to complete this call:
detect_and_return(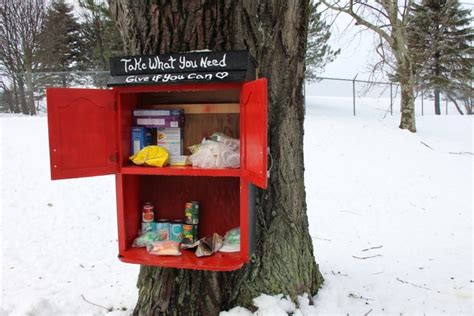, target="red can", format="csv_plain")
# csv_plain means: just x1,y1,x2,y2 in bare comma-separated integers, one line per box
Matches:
142,202,154,222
